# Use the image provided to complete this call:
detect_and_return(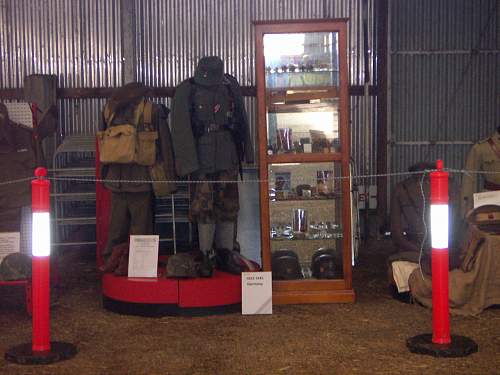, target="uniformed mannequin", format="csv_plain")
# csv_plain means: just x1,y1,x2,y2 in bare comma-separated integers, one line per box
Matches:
171,56,253,275
460,129,500,219
100,83,176,273
388,162,460,301
0,103,45,235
